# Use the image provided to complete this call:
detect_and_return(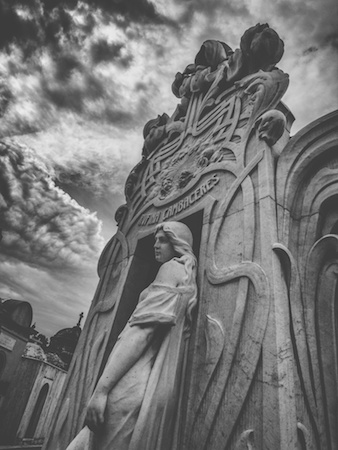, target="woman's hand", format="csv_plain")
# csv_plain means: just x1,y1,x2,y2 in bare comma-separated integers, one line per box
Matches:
84,389,108,433
83,323,156,434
